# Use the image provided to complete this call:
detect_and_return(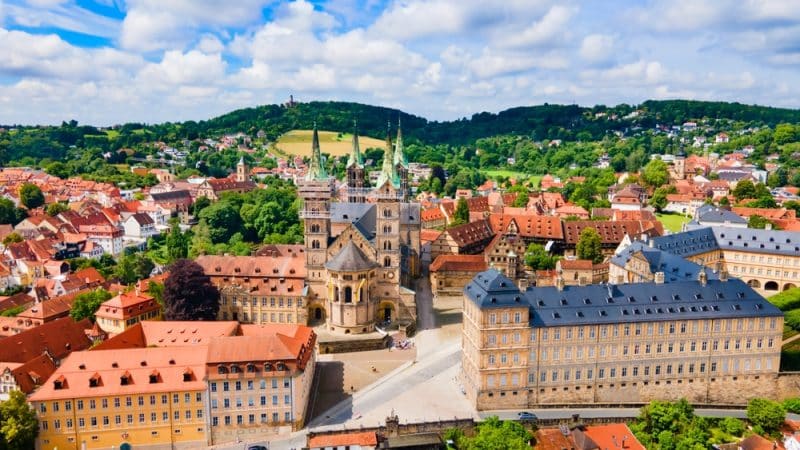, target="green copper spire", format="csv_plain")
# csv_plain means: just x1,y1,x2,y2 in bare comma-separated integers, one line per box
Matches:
376,120,398,187
393,116,408,168
306,122,328,181
347,120,363,168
